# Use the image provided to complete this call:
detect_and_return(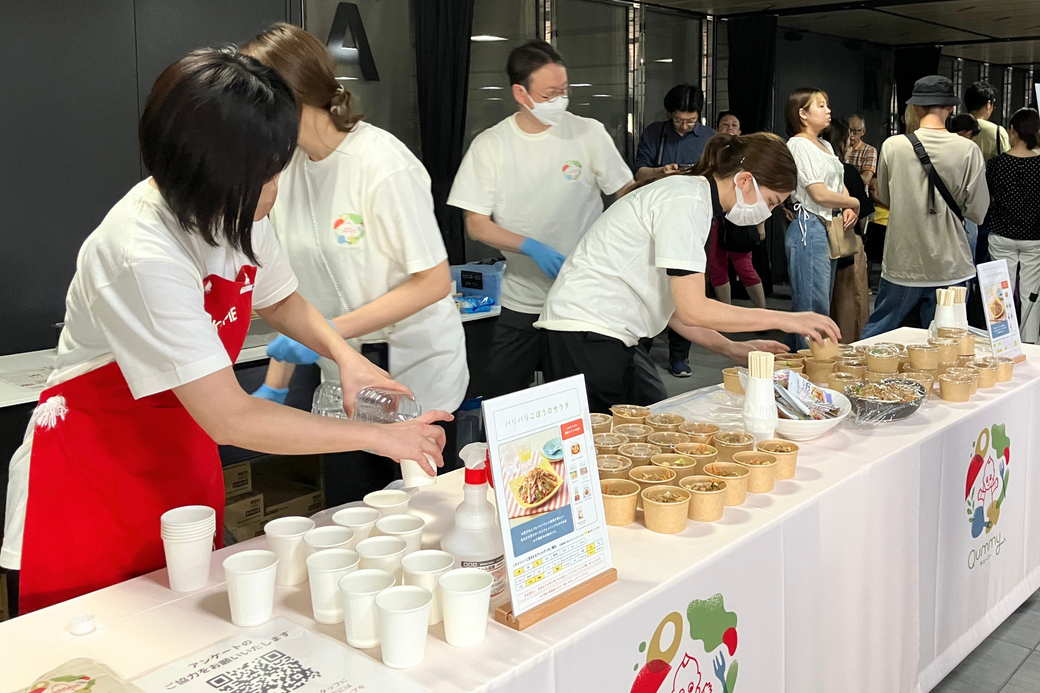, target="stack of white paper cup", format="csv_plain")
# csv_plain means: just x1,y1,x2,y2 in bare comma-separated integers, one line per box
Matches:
332,507,381,542
401,550,454,625
264,516,315,585
340,569,395,648
306,549,360,624
356,536,407,581
303,525,356,557
400,454,437,489
376,586,434,668
223,550,279,627
363,490,410,517
160,505,216,592
439,568,495,648
375,514,425,555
